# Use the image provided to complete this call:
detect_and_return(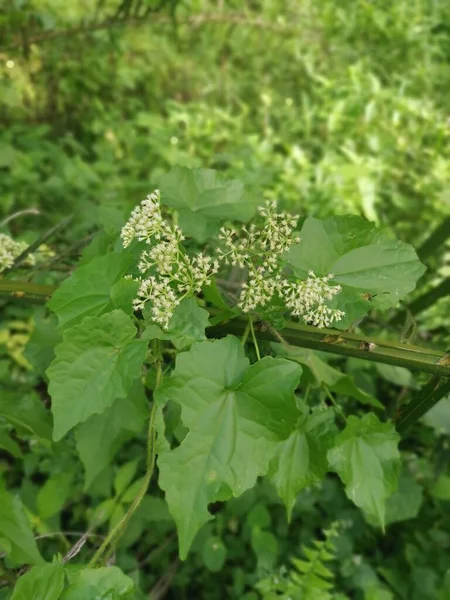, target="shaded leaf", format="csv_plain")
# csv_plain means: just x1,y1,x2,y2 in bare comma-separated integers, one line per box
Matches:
327,413,400,527
47,310,147,441
159,166,257,242
24,311,61,375
11,561,64,600
0,391,52,441
0,487,43,565
75,383,147,489
61,566,135,600
273,344,383,408
0,429,22,458
37,471,74,520
384,471,423,525
47,252,137,331
269,408,337,520
375,364,419,390
143,298,210,348
202,537,227,572
422,395,450,436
